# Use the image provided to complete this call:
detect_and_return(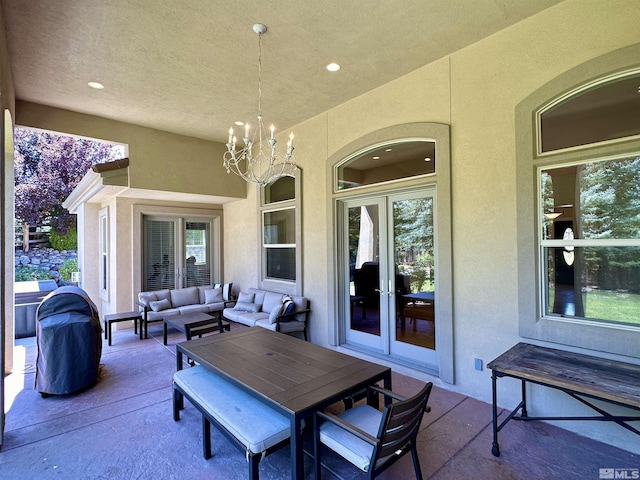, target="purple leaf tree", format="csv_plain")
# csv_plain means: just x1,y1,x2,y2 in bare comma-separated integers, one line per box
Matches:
14,128,124,249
